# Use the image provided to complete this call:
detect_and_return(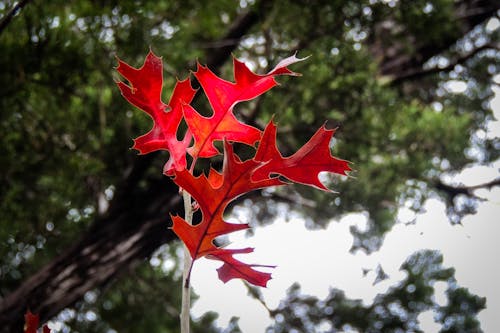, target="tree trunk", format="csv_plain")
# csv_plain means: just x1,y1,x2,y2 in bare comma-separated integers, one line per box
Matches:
0,161,179,332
